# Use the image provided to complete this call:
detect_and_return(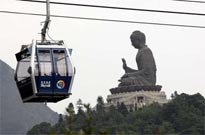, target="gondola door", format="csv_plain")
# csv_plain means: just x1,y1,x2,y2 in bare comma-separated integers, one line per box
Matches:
37,49,53,94
52,49,70,94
